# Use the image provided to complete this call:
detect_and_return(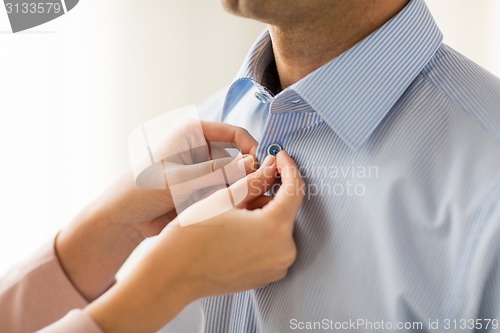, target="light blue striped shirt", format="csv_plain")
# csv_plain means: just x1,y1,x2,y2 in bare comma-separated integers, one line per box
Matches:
161,0,500,332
